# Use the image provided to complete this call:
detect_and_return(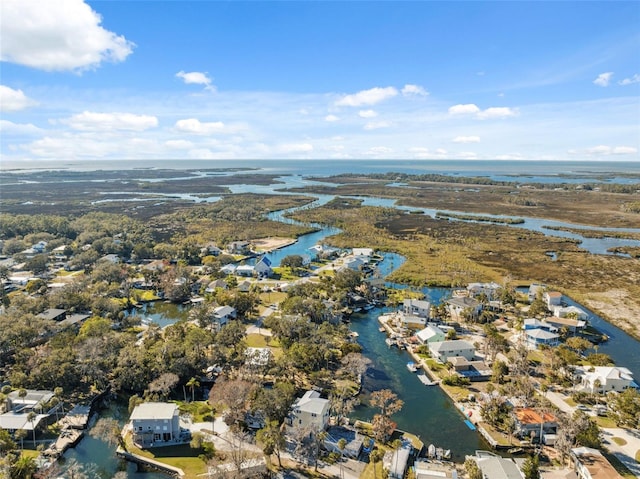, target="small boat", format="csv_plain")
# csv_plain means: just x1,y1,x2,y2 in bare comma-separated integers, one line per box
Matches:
427,444,436,458
406,362,418,372
379,327,386,332
385,338,396,347
508,447,524,454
